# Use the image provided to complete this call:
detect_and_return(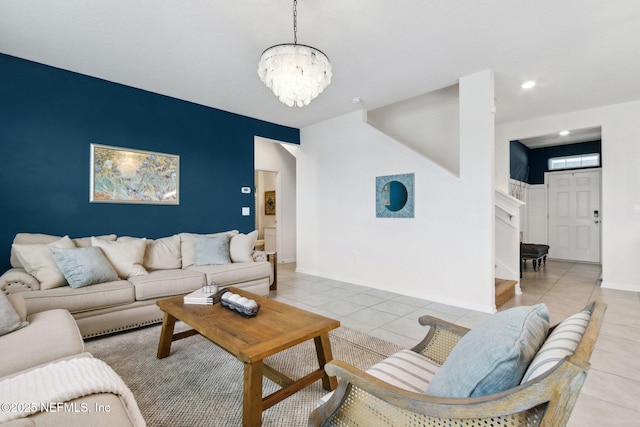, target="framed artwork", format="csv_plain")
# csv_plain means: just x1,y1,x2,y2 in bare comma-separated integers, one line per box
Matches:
264,190,276,215
90,143,179,204
376,173,414,218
